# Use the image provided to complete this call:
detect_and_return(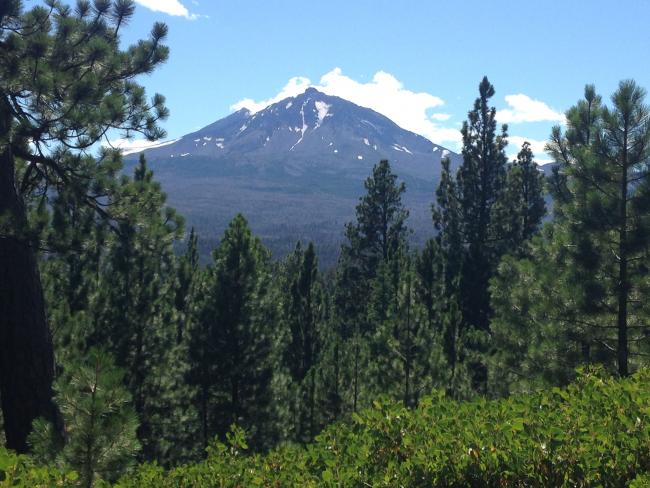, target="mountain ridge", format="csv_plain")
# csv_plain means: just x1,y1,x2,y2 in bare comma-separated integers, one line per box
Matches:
126,88,462,266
